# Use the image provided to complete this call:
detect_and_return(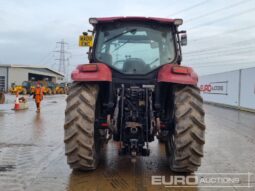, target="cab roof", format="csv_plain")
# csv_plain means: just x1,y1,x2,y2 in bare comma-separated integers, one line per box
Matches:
89,17,182,26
